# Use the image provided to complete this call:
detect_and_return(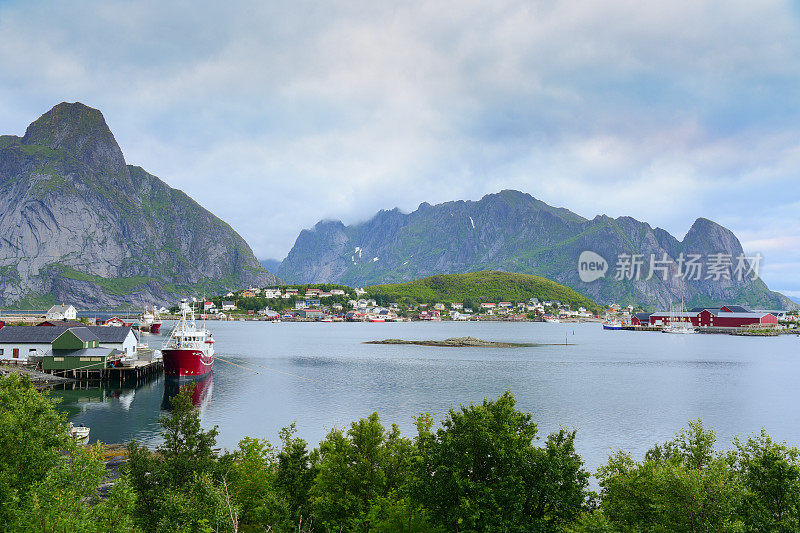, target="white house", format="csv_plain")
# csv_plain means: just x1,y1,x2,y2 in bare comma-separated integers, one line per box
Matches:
331,289,346,296
0,326,61,362
88,326,138,357
0,324,137,362
221,301,237,311
46,304,77,321
264,288,282,299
